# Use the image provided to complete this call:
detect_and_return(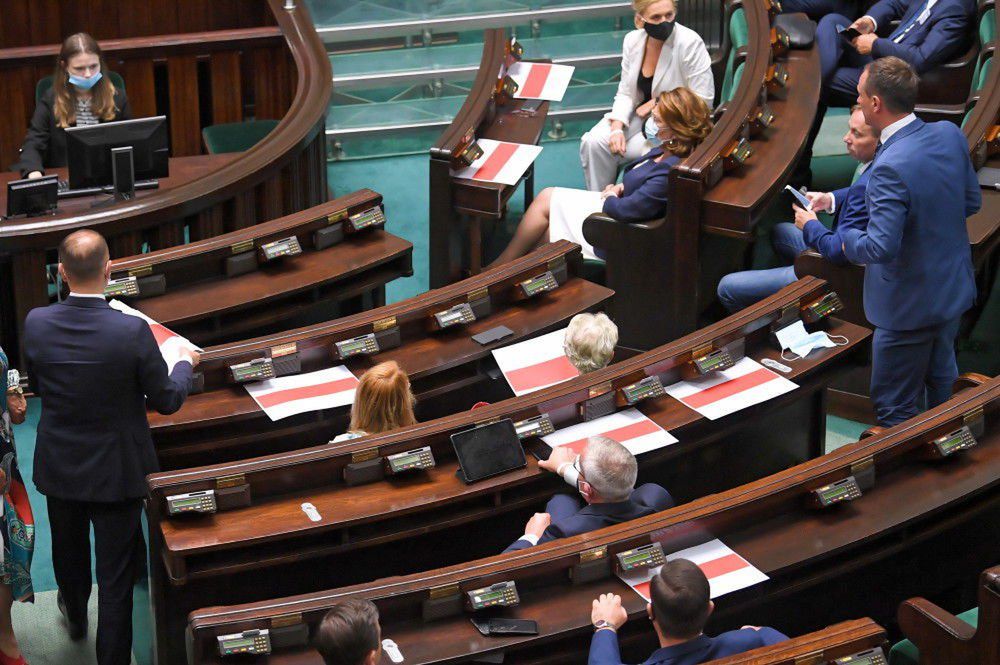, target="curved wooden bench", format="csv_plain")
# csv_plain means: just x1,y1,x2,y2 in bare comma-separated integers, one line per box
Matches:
184,374,999,664
108,190,412,345
585,0,816,348
145,277,870,663
148,240,613,468
0,0,331,366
